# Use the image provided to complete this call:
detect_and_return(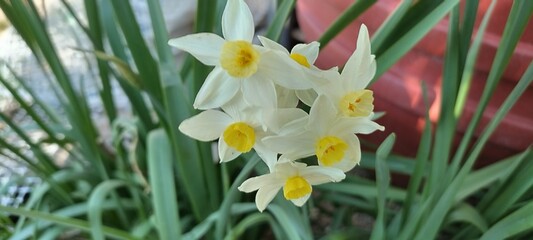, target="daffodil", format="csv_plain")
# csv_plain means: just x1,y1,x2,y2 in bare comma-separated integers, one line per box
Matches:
168,0,311,110
258,36,338,106
178,94,278,169
238,161,345,212
263,95,383,172
320,24,377,118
